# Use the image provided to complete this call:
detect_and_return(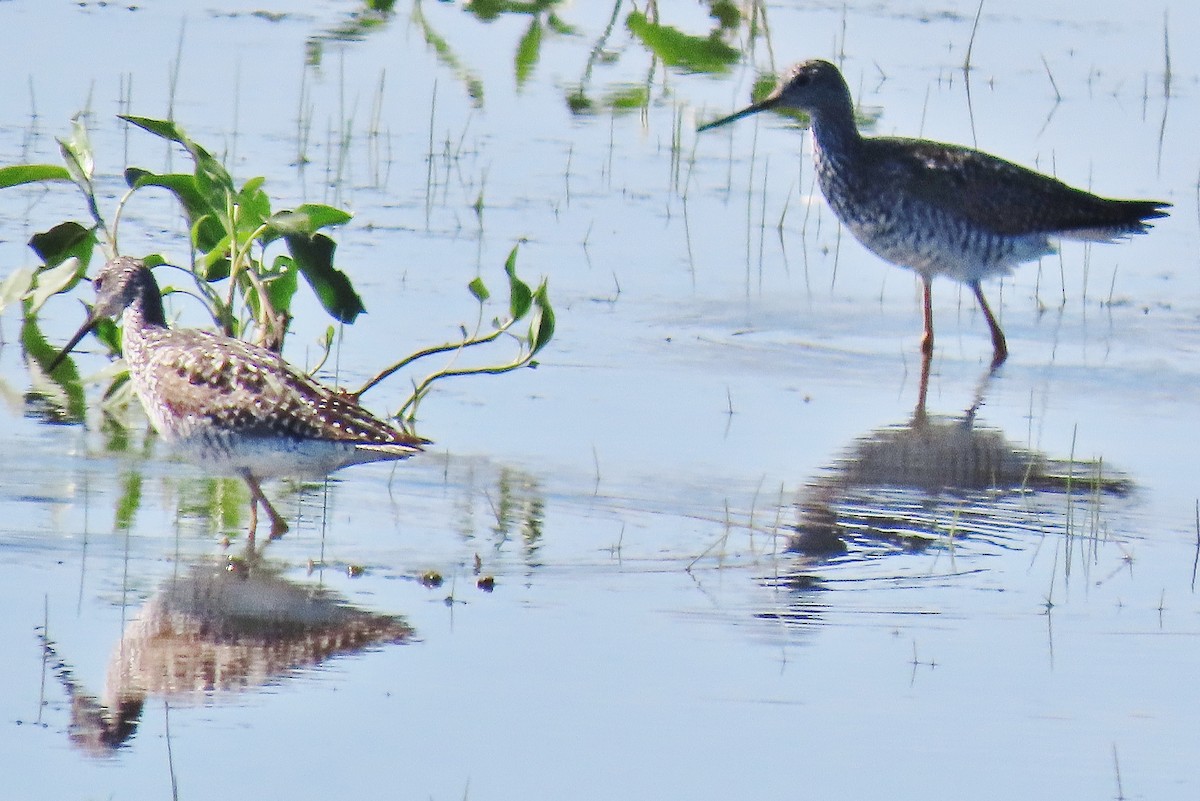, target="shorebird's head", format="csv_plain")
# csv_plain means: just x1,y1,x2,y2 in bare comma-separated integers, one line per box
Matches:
89,256,153,321
49,256,160,372
697,59,849,132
